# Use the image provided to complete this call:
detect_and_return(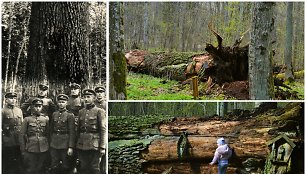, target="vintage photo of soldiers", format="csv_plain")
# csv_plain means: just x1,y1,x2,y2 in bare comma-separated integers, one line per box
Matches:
2,83,107,174
2,2,106,174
